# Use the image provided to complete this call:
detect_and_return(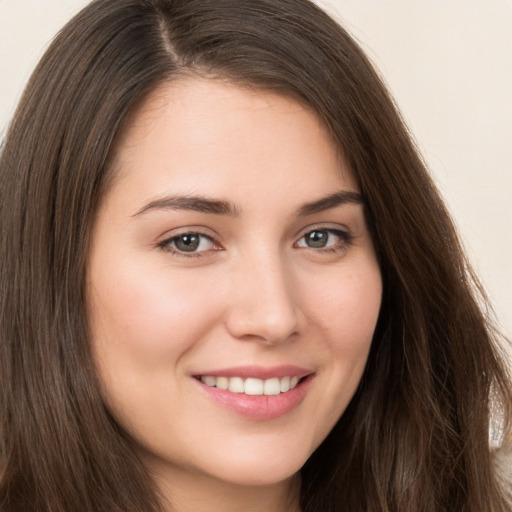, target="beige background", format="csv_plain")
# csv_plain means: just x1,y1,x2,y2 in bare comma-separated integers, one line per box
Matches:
1,1,511,339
